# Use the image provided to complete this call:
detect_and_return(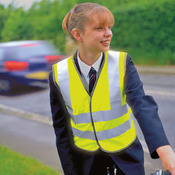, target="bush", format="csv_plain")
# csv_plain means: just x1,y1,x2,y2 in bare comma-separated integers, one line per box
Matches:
0,0,175,65
111,0,175,64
